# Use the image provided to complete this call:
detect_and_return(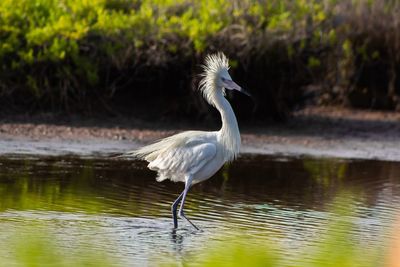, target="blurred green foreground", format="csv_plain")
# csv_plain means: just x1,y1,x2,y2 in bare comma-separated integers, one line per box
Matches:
1,197,398,267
